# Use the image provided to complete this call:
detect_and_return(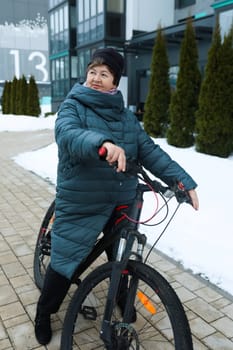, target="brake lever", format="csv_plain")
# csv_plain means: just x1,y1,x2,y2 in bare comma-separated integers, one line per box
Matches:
174,182,192,205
